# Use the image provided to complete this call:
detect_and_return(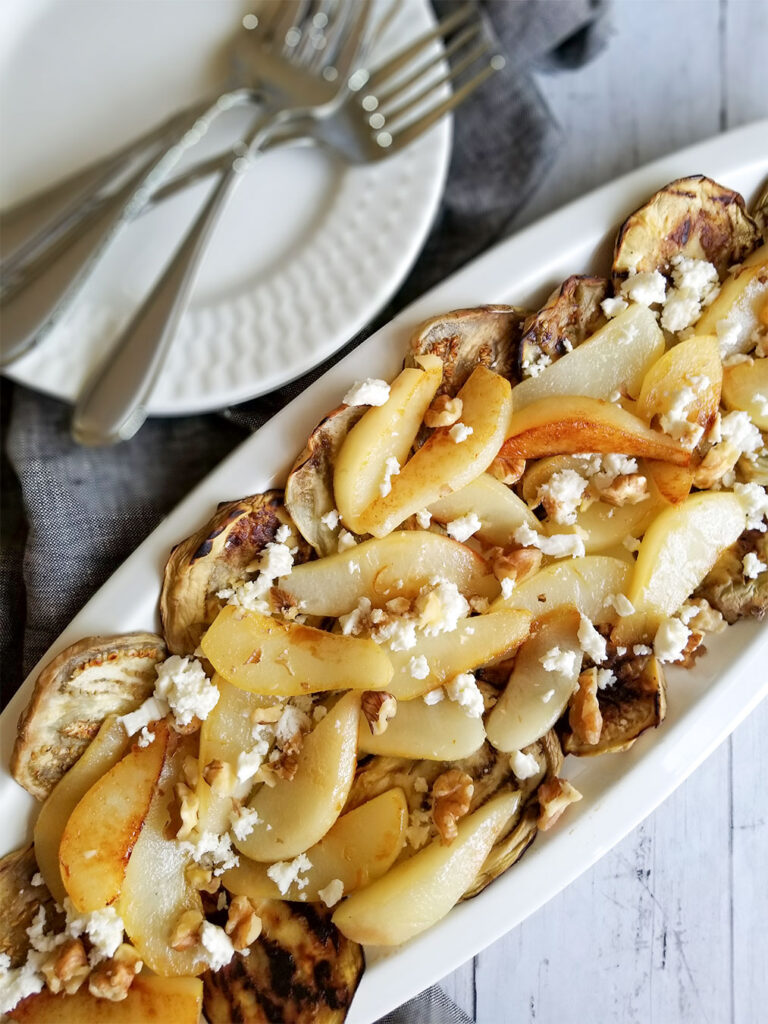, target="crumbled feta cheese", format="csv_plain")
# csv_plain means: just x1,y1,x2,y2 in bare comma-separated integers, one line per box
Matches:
671,255,719,301
320,508,340,530
376,616,418,651
577,615,607,664
509,749,539,780
601,296,628,319
661,289,701,332
0,950,45,1015
590,453,639,491
500,576,515,600
339,597,372,636
719,410,763,460
409,655,430,680
218,575,271,616
623,535,642,554
179,830,239,876
119,695,170,737
445,672,484,718
743,551,767,579
754,393,768,417
379,456,401,497
620,270,666,306
318,879,344,908
137,725,155,747
30,873,43,887
63,902,125,965
151,655,219,729
653,617,690,663
26,906,59,954
415,579,470,635
230,805,261,841
201,922,235,970
337,529,357,552
445,512,482,542
514,522,585,559
236,724,273,781
343,378,390,407
415,508,432,529
275,705,310,747
658,386,705,449
632,644,652,656
540,647,579,675
449,422,474,443
536,469,588,525
266,853,313,895
521,349,552,378
423,687,445,706
604,593,636,617
734,482,768,531
404,808,432,849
